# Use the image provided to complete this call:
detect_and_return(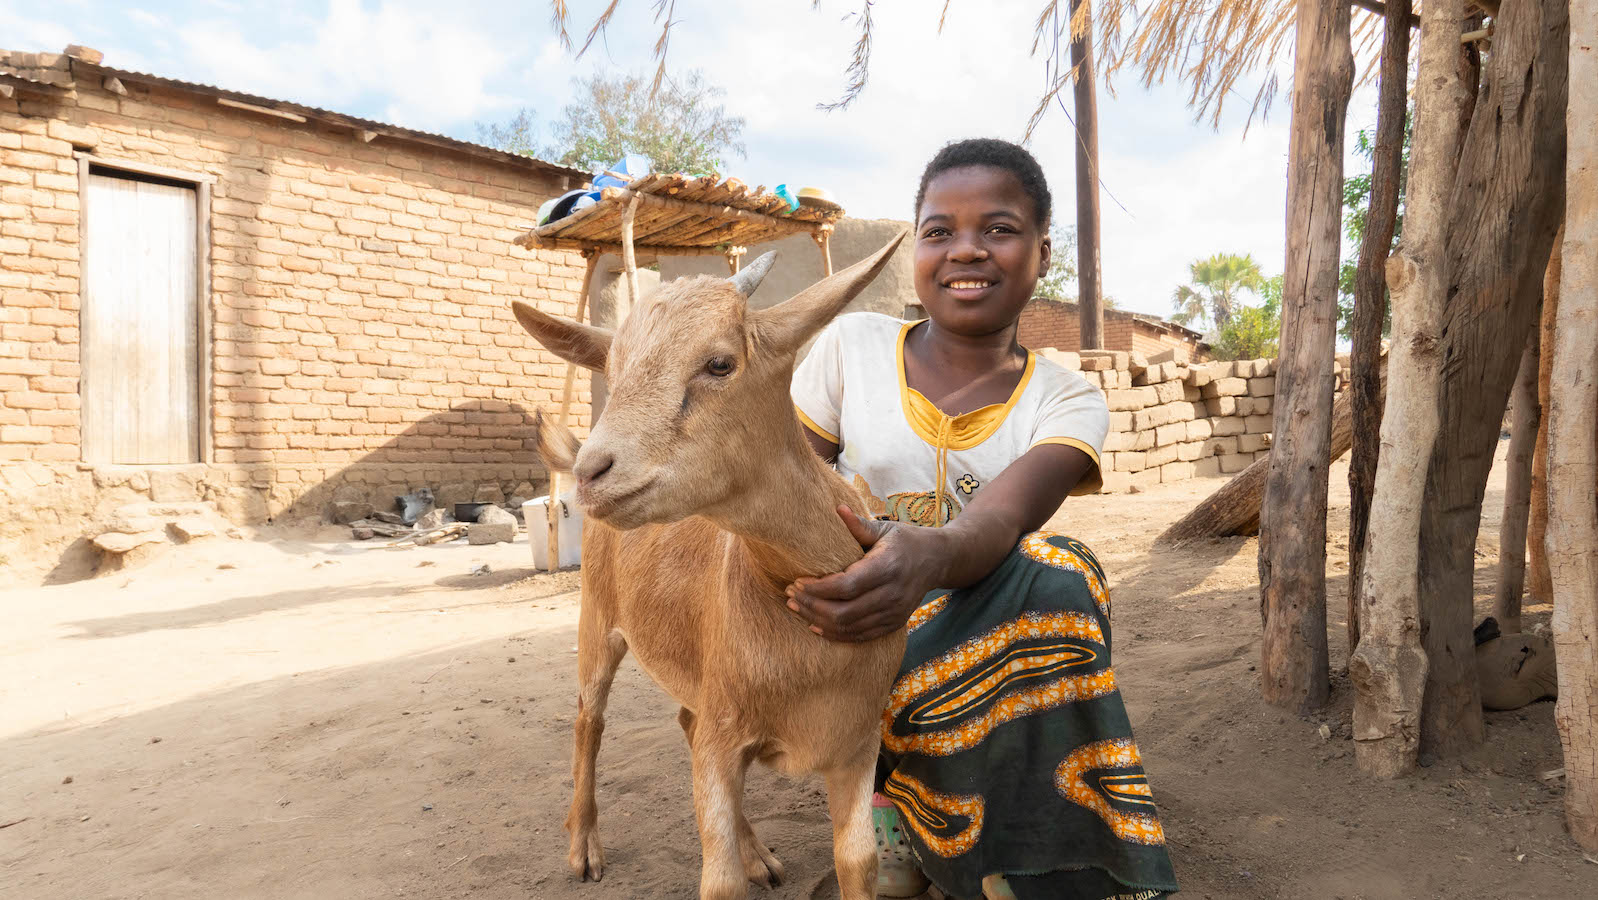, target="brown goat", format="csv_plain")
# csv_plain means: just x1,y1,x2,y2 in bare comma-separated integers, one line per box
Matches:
511,231,909,900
